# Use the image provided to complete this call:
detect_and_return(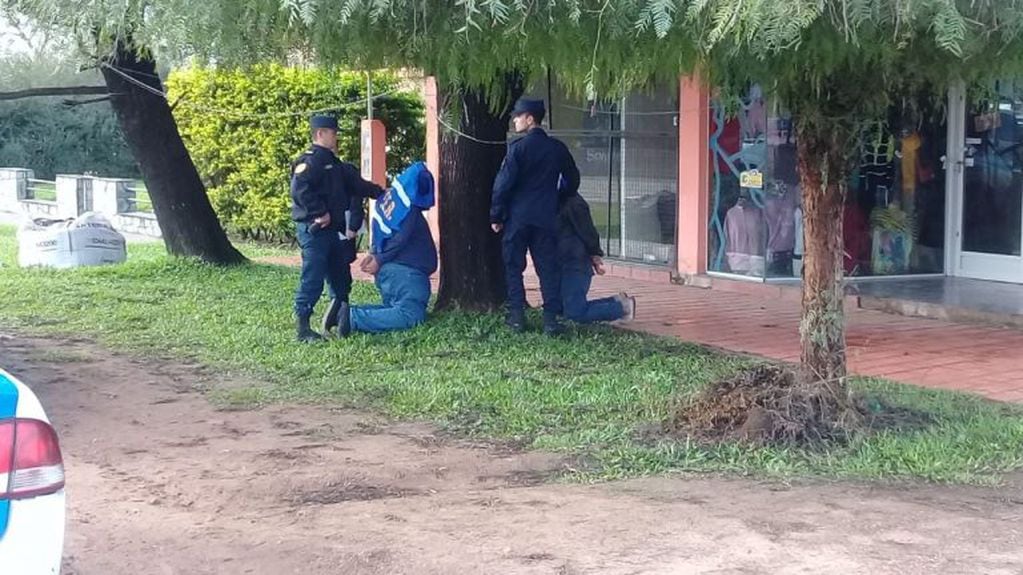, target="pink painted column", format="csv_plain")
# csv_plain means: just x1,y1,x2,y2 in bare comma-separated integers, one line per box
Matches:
676,75,711,277
424,76,441,246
